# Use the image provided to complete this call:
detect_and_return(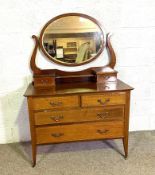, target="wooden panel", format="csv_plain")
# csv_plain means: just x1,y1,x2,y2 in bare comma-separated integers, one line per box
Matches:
34,77,55,87
24,80,134,97
34,106,124,125
81,92,126,107
32,96,79,110
36,121,124,144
